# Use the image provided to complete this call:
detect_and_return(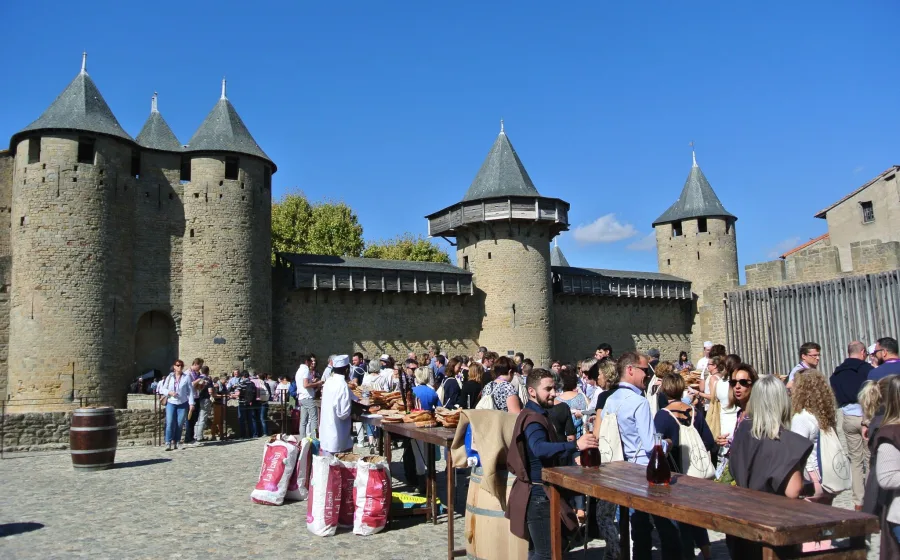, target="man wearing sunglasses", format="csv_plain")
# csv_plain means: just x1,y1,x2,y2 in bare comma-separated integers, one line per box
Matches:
599,352,683,559
868,337,900,381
